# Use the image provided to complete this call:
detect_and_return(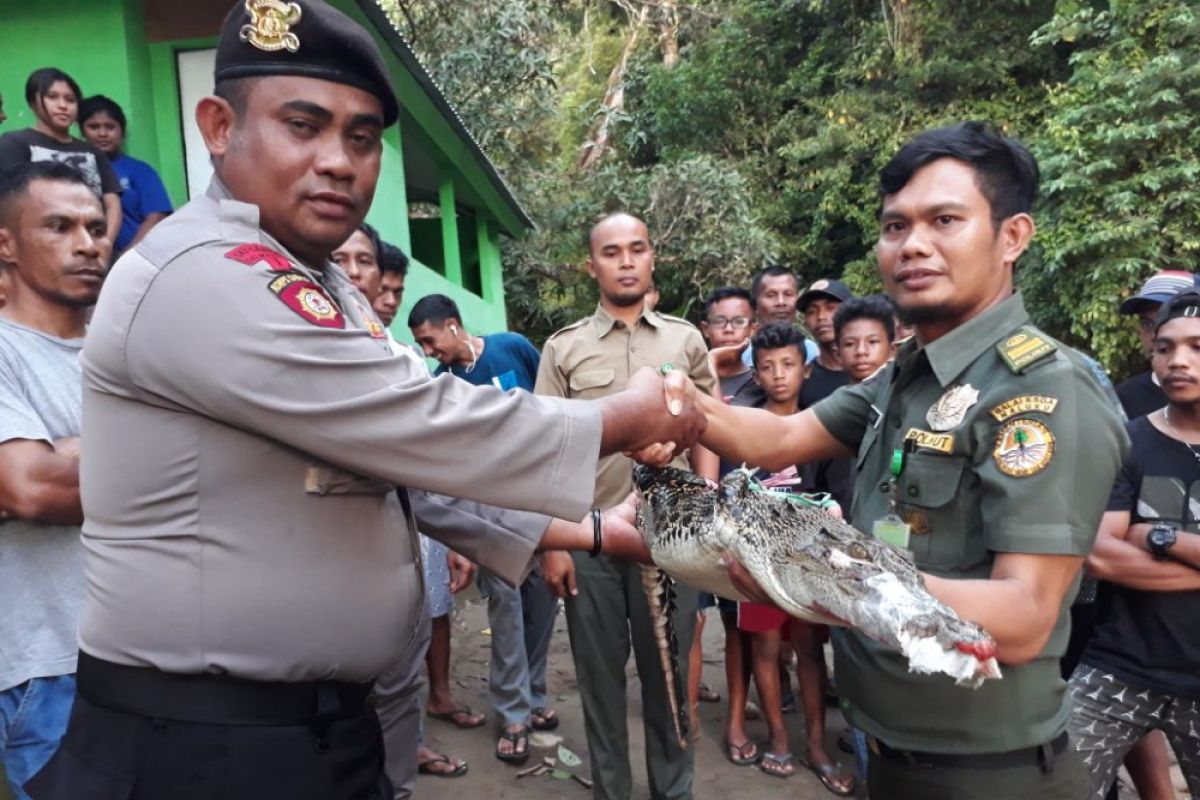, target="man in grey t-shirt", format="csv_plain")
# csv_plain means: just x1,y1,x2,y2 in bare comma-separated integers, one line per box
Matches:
0,162,111,798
